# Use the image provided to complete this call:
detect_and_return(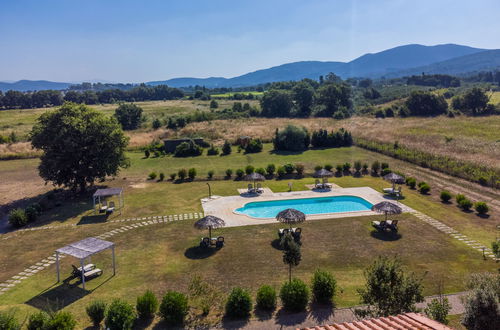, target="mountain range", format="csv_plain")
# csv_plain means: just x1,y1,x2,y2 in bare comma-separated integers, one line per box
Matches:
1,44,499,91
